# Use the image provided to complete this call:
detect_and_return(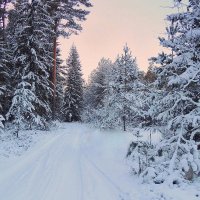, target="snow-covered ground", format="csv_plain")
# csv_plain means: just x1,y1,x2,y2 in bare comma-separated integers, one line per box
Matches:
0,123,199,200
